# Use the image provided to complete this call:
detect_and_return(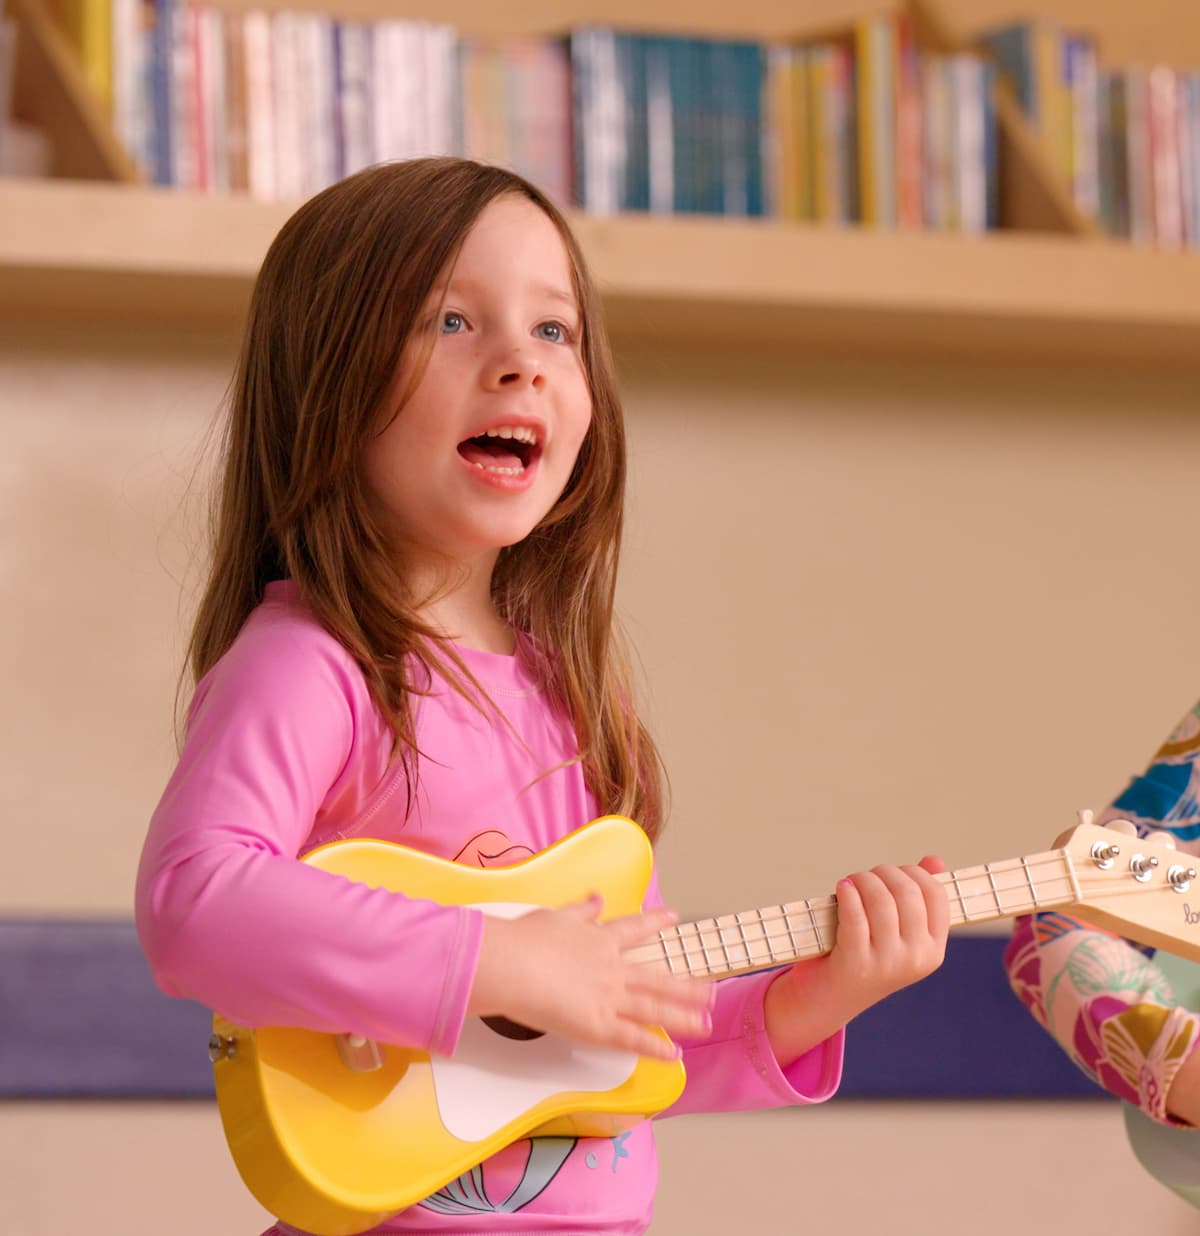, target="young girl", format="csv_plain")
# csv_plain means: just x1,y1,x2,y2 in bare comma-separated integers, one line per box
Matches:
1005,701,1200,1202
136,157,951,1235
